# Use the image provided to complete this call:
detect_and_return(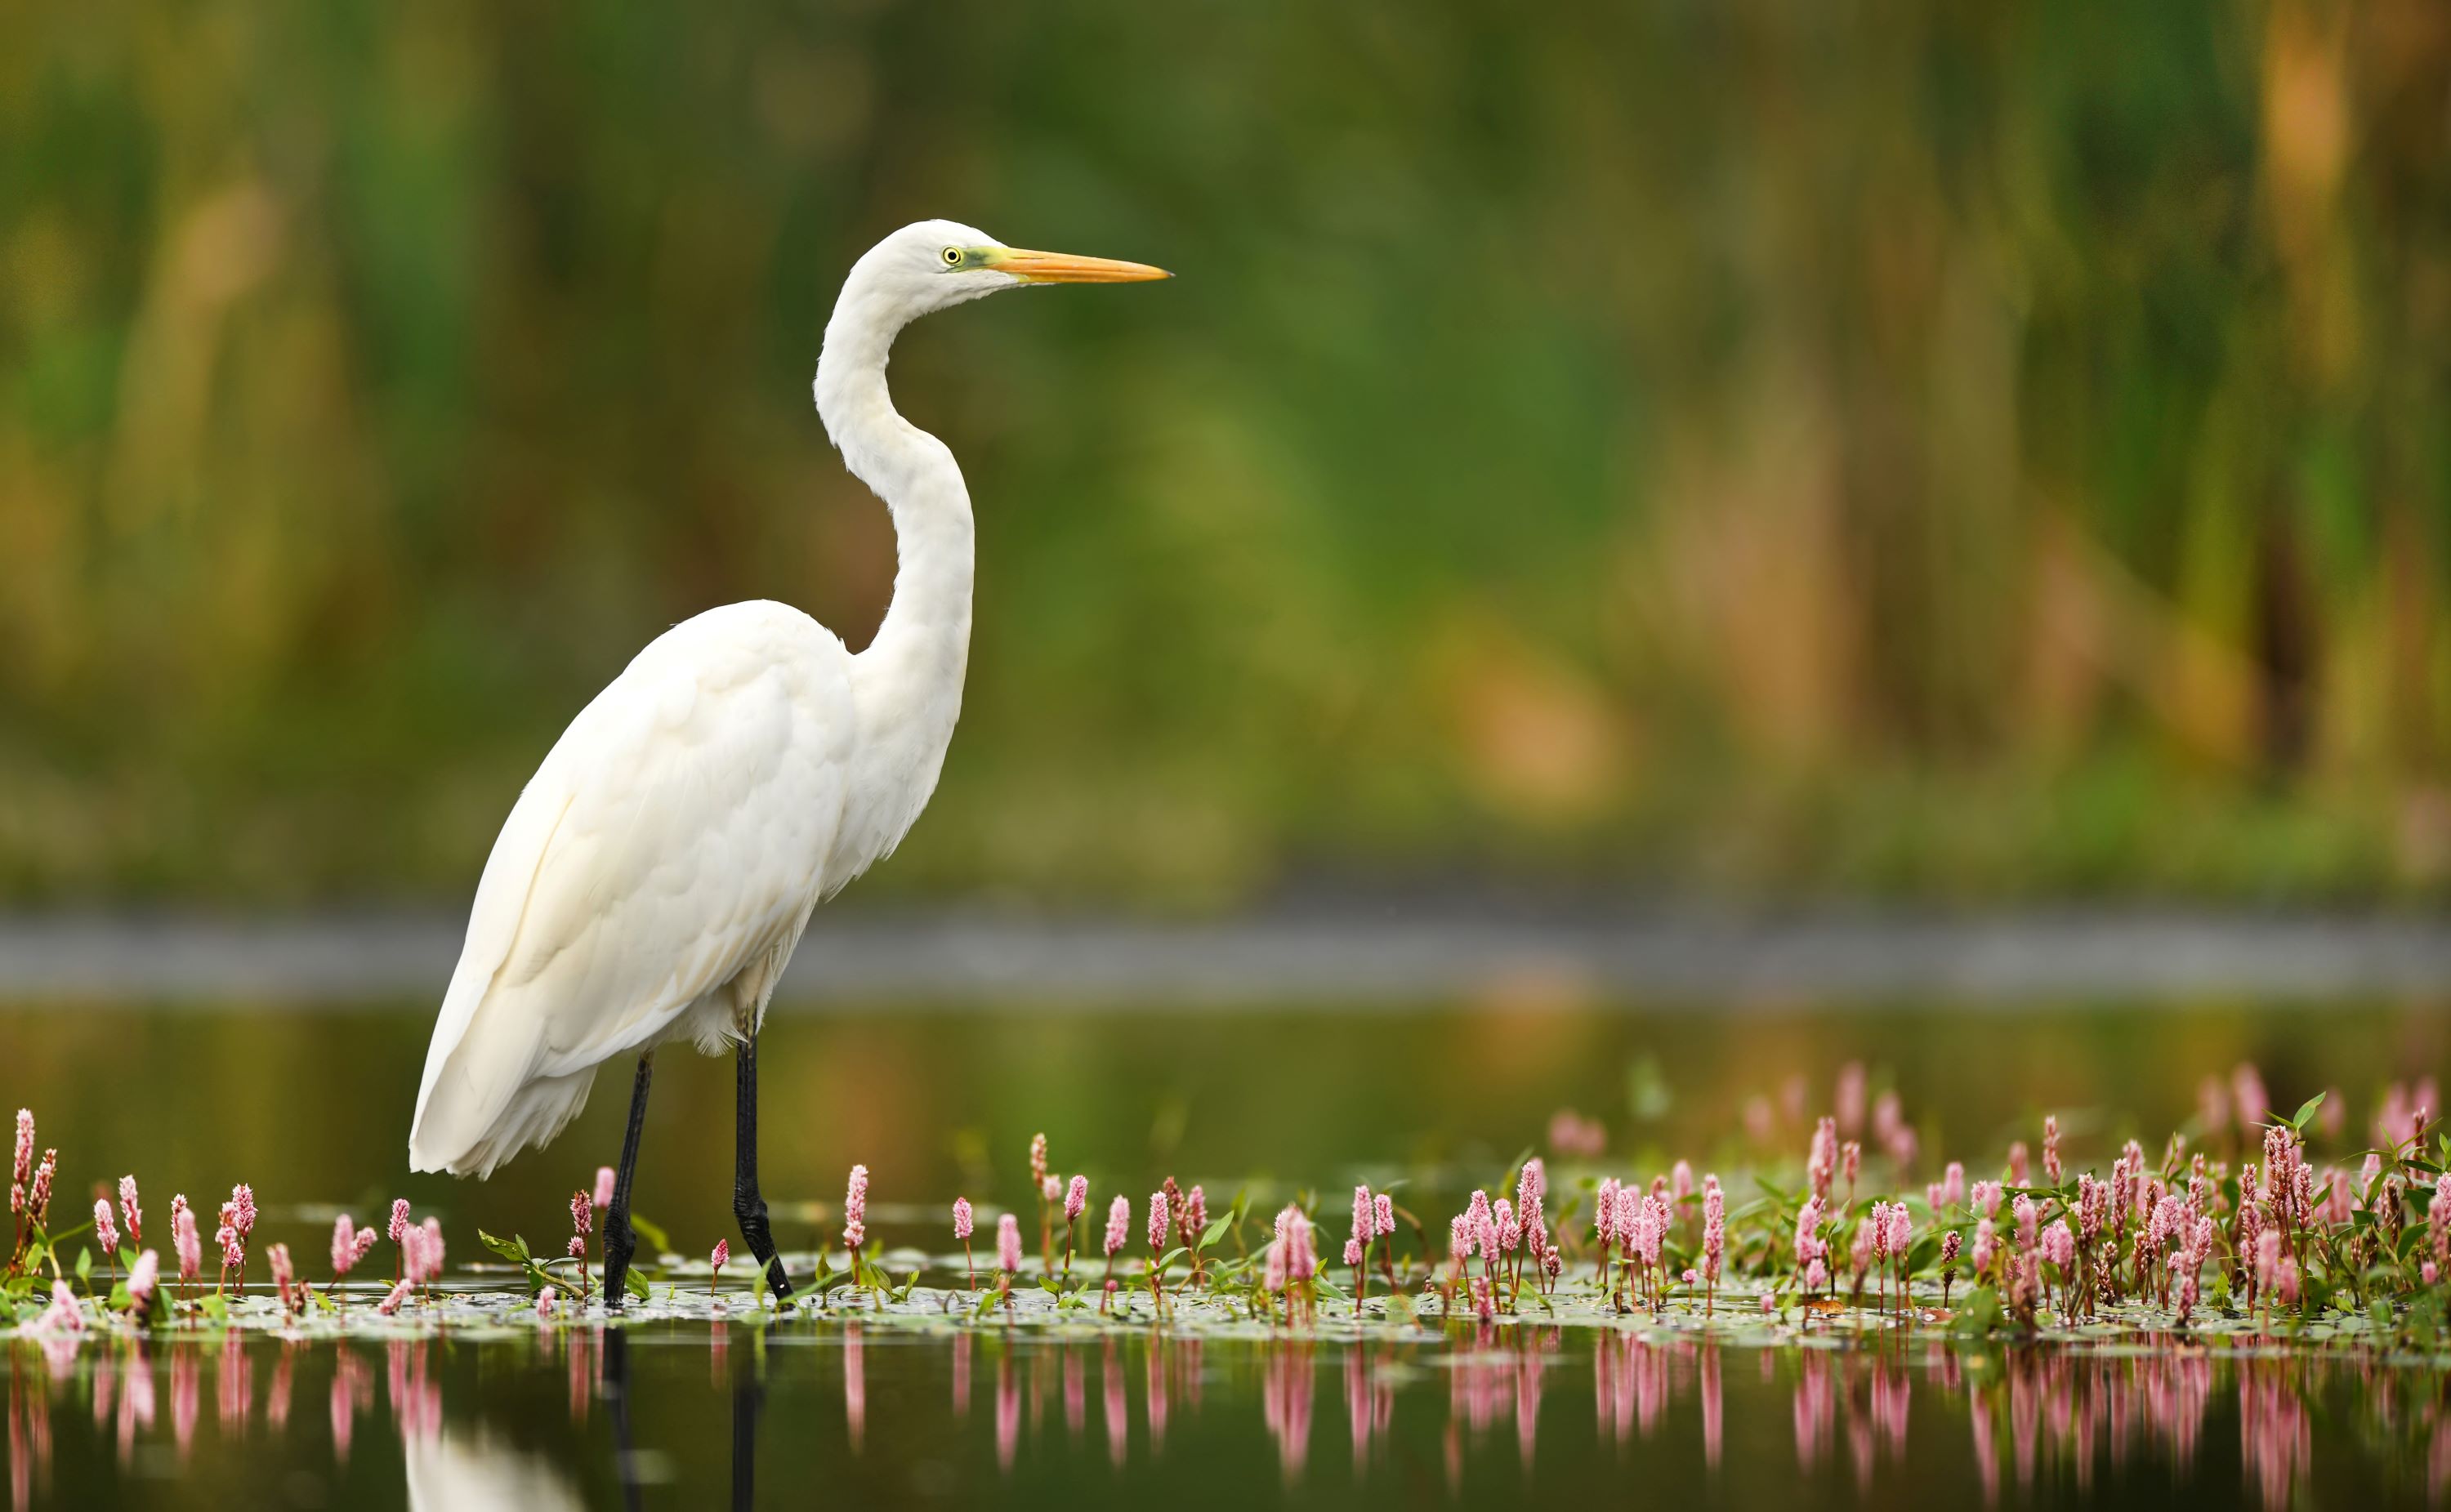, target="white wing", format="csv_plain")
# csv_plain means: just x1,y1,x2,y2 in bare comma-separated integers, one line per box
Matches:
408,601,855,1176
